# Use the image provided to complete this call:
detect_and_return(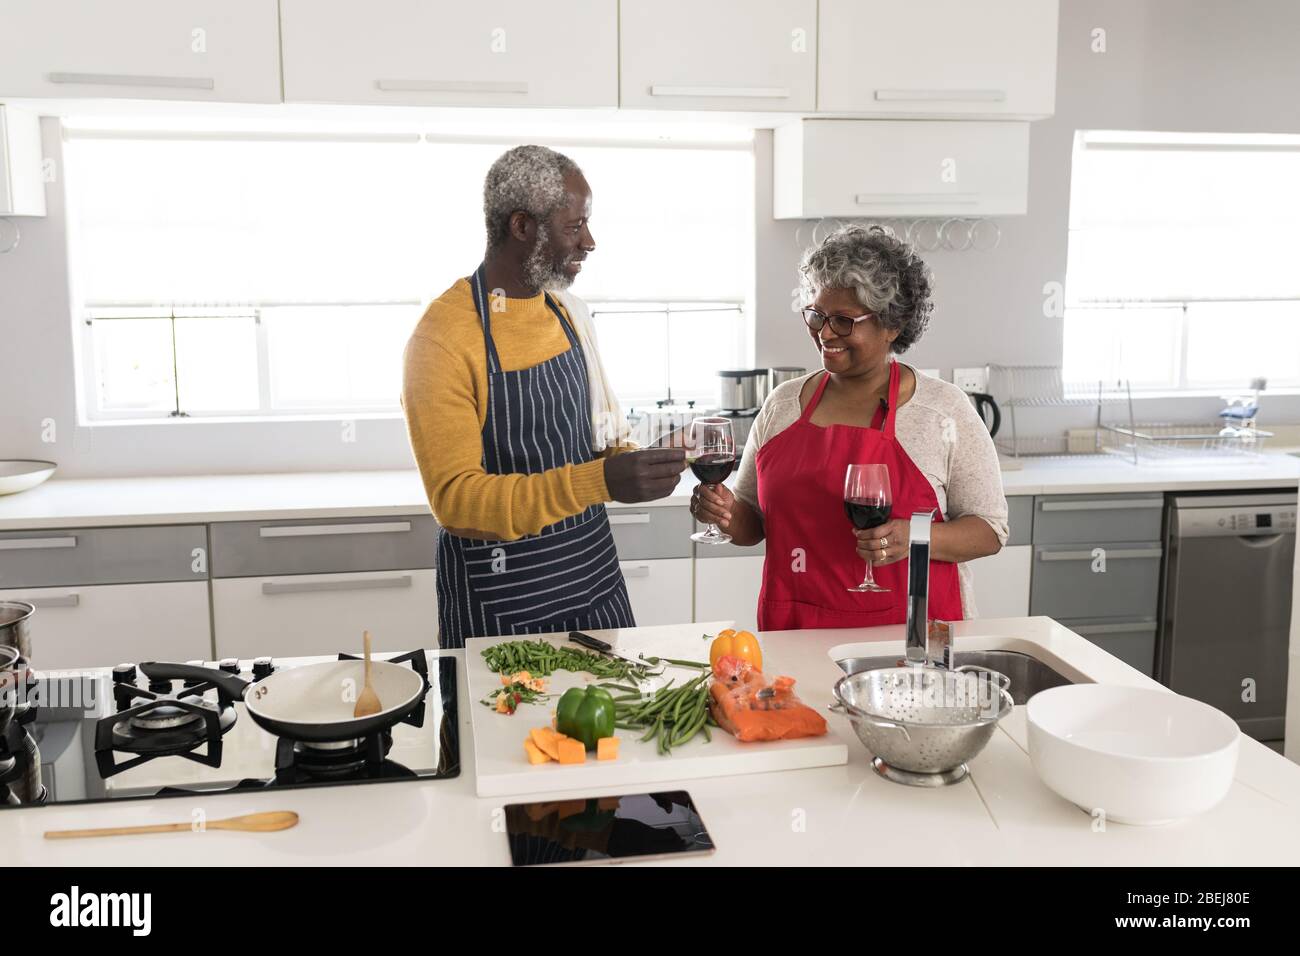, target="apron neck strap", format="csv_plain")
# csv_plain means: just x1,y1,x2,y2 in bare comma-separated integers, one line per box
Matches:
883,358,901,440
469,263,502,374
